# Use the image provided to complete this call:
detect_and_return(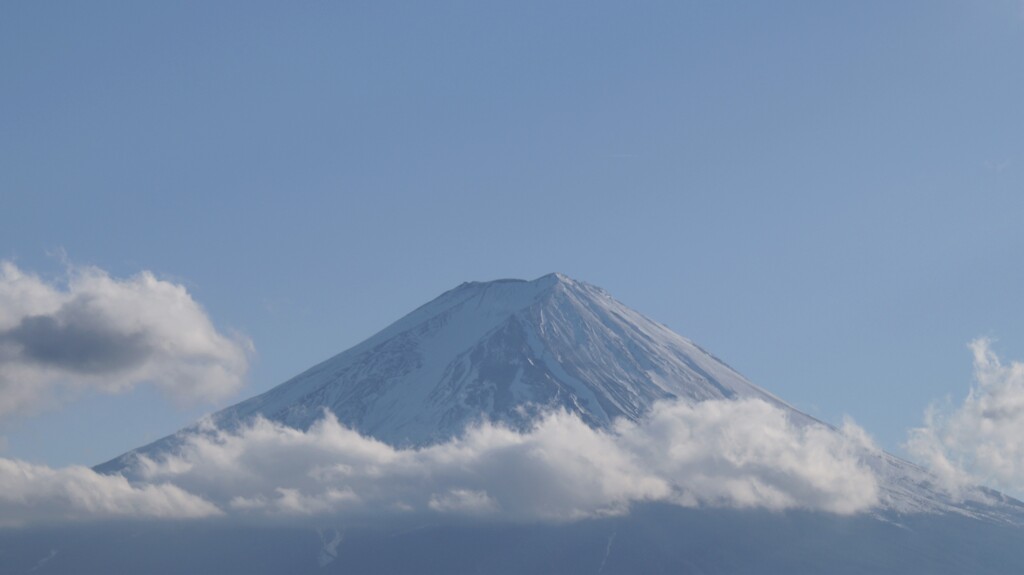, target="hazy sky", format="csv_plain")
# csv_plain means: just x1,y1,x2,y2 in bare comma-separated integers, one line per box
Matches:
2,1,1023,468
